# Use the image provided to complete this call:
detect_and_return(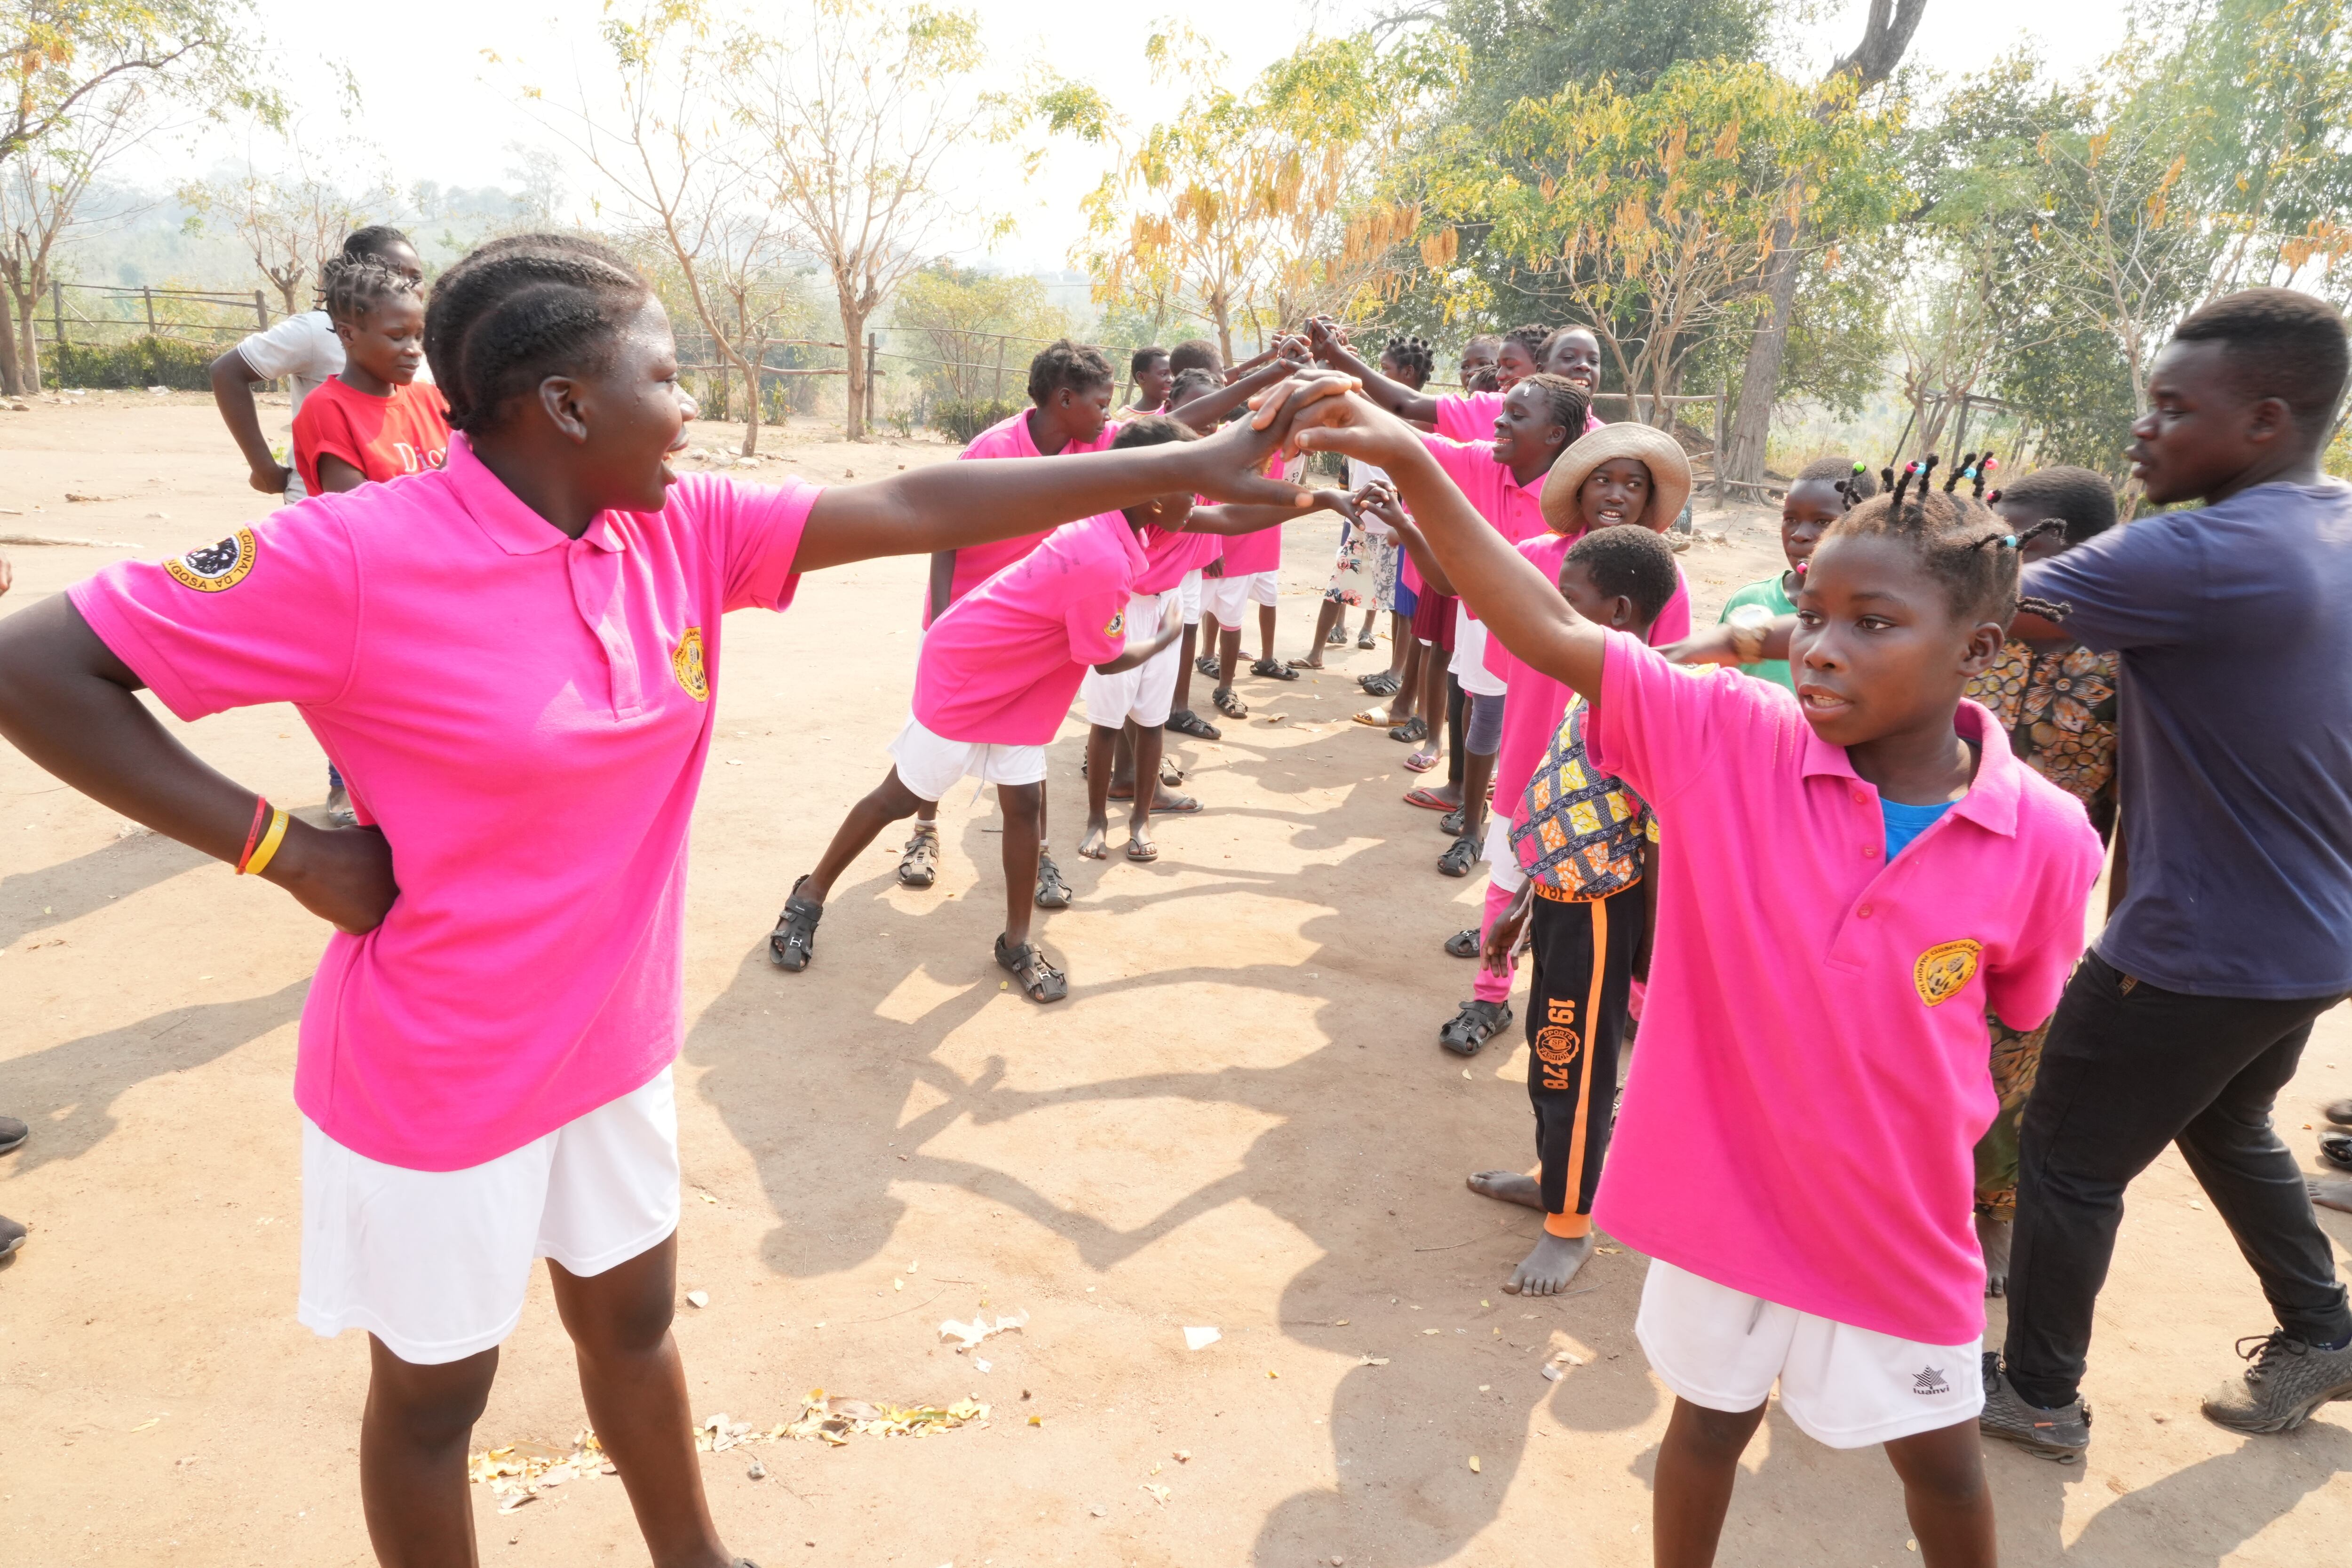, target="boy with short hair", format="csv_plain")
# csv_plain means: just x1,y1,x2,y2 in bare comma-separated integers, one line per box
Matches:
1127,345,1172,415
1465,525,1682,1297
1718,456,1875,693
1986,287,2352,1449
